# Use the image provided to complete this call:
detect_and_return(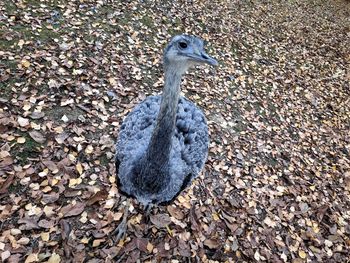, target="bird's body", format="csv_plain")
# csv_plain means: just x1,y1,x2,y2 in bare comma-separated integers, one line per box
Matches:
113,35,217,241
116,95,208,205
